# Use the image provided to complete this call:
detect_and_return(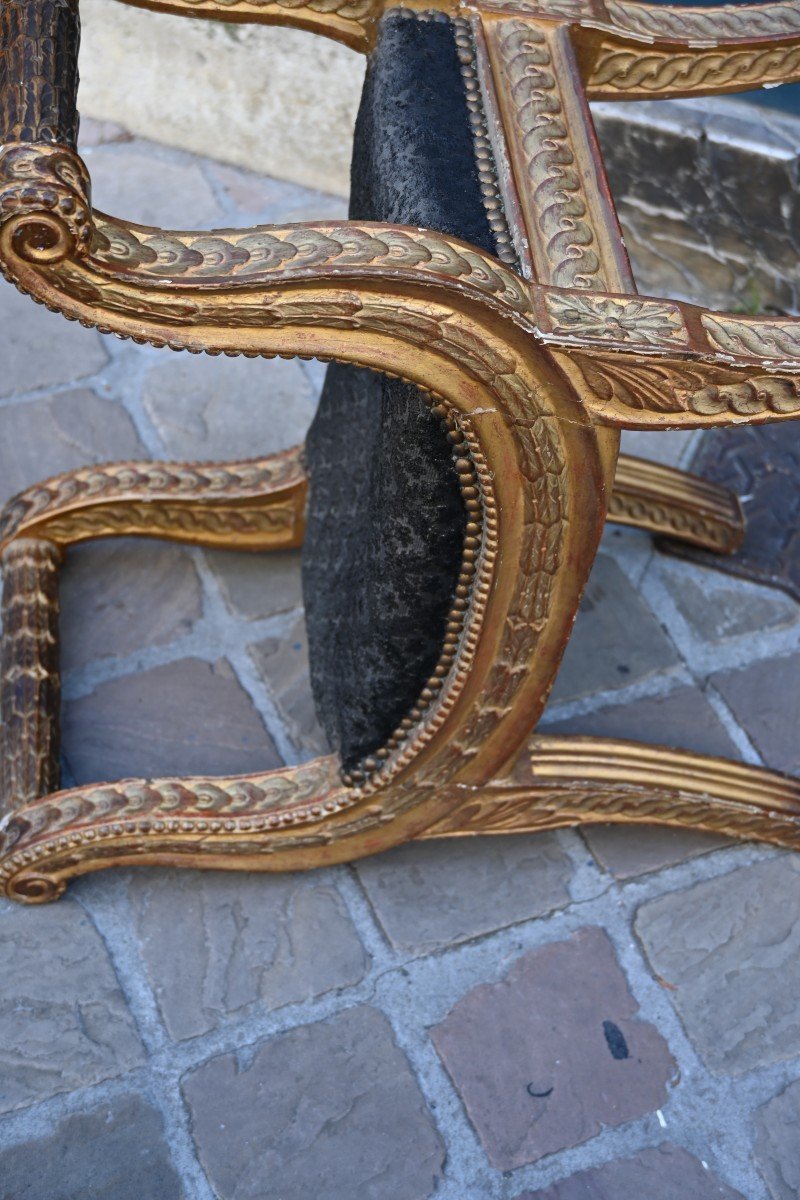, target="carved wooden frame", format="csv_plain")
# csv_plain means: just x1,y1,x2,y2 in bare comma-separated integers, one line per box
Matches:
2,0,800,903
